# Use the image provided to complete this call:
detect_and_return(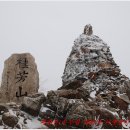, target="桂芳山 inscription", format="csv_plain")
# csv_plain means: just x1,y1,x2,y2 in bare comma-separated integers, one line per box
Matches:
0,53,39,103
